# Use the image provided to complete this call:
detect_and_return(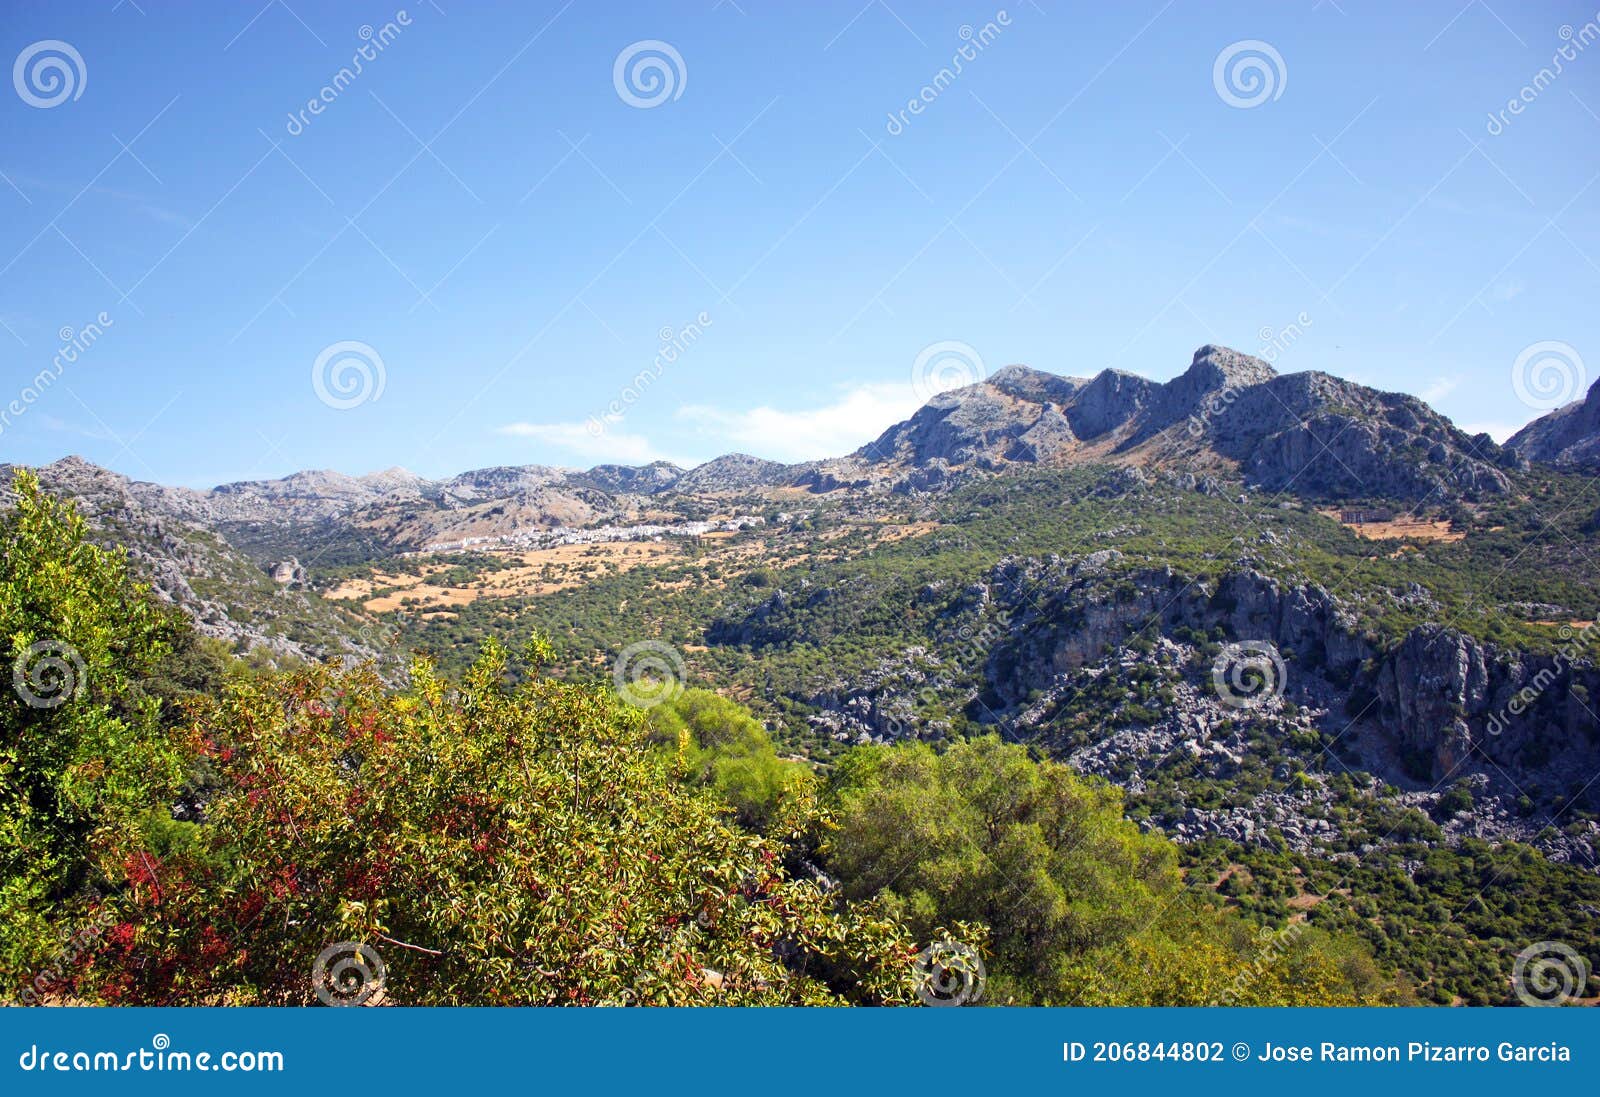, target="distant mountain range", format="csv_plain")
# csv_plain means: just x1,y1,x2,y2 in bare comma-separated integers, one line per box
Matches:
25,343,1592,540
6,342,1595,661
